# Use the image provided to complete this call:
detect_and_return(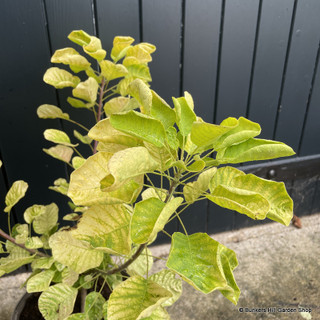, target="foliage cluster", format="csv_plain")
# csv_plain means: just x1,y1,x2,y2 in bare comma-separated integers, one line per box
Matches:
0,30,294,320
